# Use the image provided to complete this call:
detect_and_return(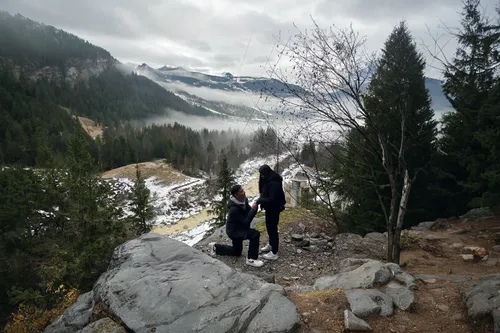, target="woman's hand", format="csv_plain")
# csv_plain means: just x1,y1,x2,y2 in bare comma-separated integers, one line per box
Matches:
251,202,258,211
